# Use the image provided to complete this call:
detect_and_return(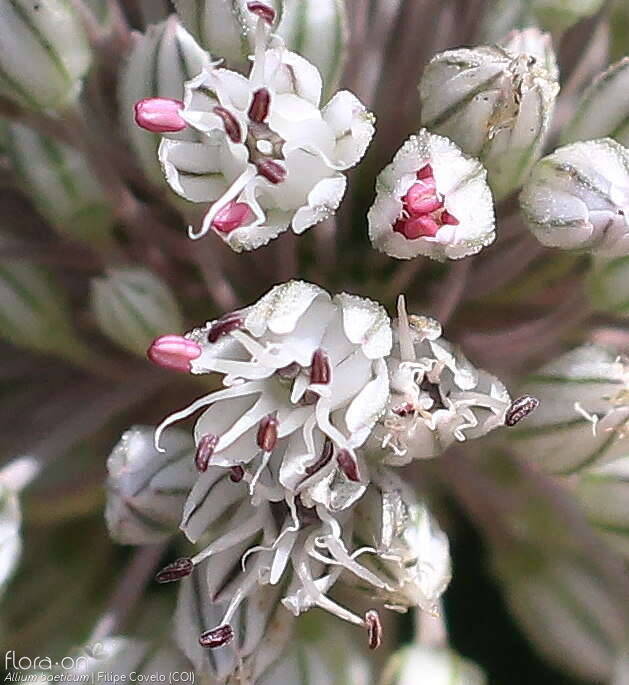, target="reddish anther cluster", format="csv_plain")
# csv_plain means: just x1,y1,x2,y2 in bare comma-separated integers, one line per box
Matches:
393,164,459,240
